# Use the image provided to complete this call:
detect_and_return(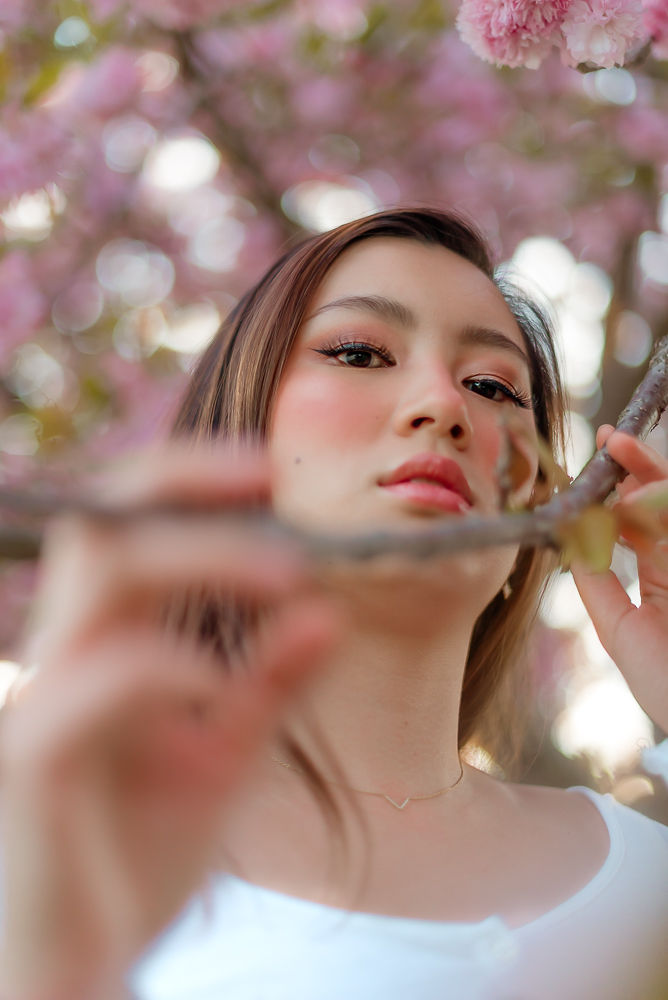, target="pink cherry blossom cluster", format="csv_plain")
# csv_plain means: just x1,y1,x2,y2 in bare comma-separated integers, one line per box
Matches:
456,0,650,70
643,0,668,58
